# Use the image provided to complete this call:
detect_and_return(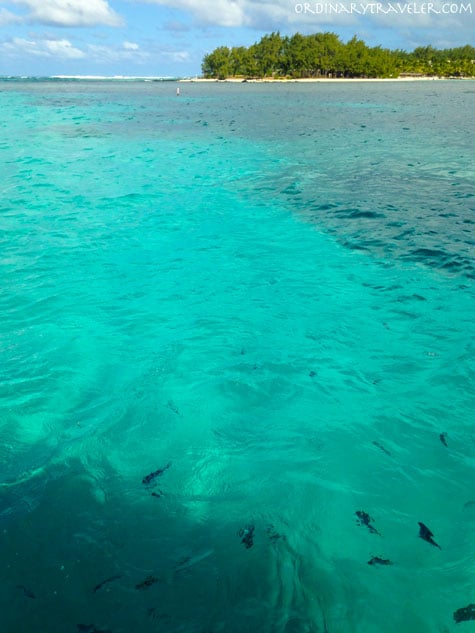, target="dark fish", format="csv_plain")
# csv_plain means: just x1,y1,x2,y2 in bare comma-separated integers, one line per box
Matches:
356,511,380,535
142,462,171,486
372,441,391,456
238,524,255,549
135,575,160,590
368,556,393,566
418,522,441,549
17,585,36,599
266,525,285,542
309,370,317,378
454,604,475,623
439,432,448,447
92,574,122,593
151,491,162,498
